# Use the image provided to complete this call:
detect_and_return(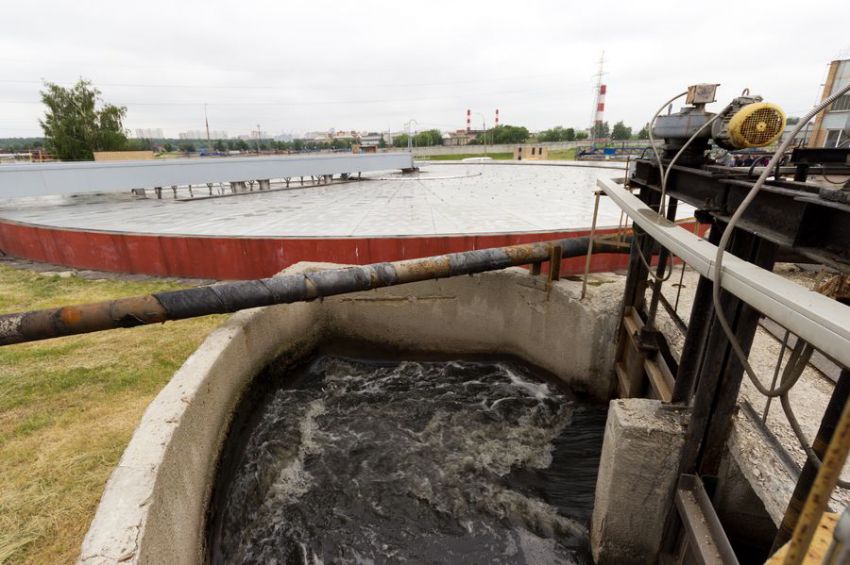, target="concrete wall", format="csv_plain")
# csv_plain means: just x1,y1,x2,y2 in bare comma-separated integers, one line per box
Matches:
92,151,155,161
80,264,624,564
